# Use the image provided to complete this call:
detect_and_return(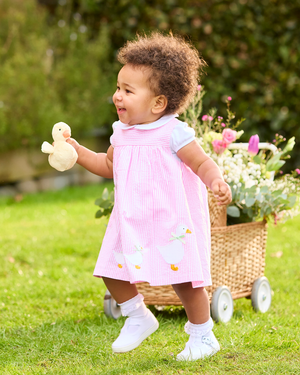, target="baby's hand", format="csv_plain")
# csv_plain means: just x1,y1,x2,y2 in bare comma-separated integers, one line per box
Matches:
66,138,80,153
211,179,232,205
